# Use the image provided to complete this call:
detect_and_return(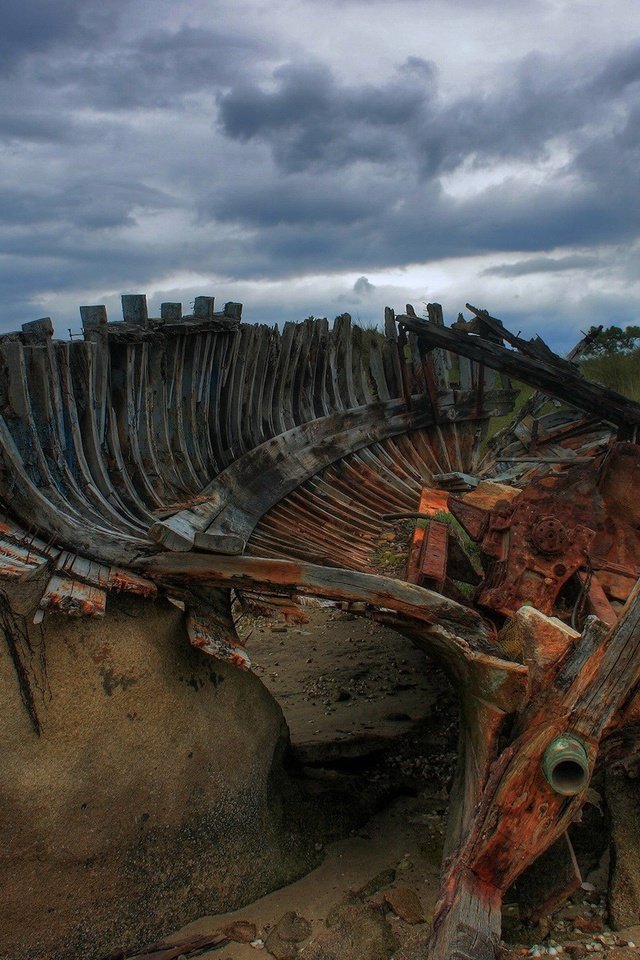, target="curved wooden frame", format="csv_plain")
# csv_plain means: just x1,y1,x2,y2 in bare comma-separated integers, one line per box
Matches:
2,294,640,959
